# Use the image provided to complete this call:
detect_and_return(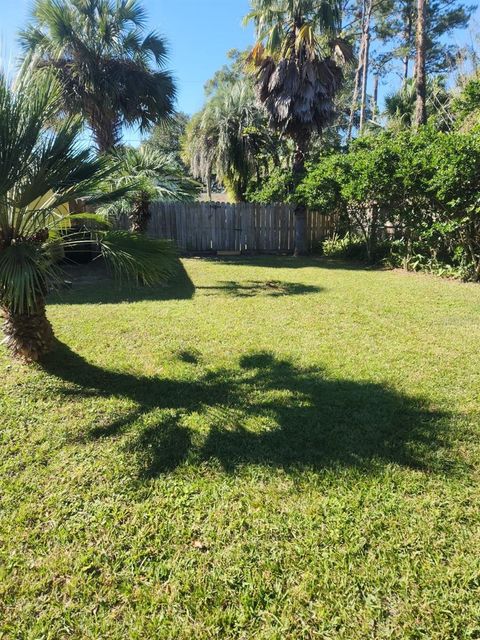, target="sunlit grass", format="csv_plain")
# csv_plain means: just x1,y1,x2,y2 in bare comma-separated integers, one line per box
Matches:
1,257,479,639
